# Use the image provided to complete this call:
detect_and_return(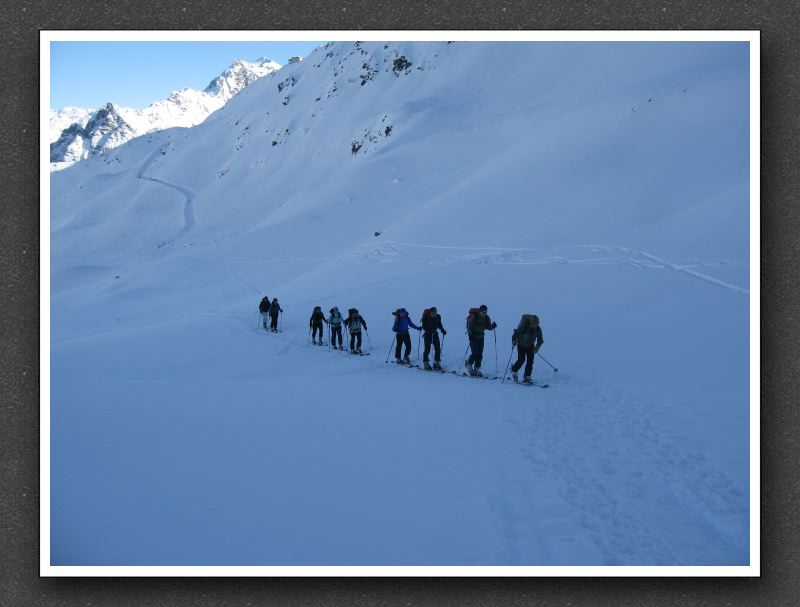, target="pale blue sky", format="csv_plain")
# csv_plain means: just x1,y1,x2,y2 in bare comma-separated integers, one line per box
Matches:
50,41,325,109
